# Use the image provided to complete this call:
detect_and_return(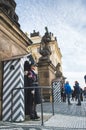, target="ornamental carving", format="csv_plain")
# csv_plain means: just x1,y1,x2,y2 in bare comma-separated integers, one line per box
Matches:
0,0,20,27
39,27,52,61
